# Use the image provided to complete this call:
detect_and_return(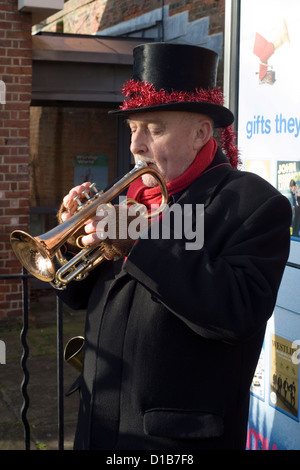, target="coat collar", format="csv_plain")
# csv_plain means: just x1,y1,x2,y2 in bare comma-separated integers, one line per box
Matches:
171,147,234,208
